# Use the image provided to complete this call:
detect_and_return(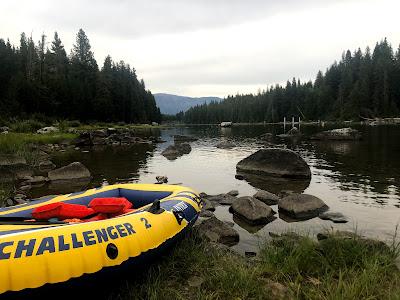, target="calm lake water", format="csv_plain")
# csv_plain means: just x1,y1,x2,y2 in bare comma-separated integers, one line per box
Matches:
31,125,400,253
